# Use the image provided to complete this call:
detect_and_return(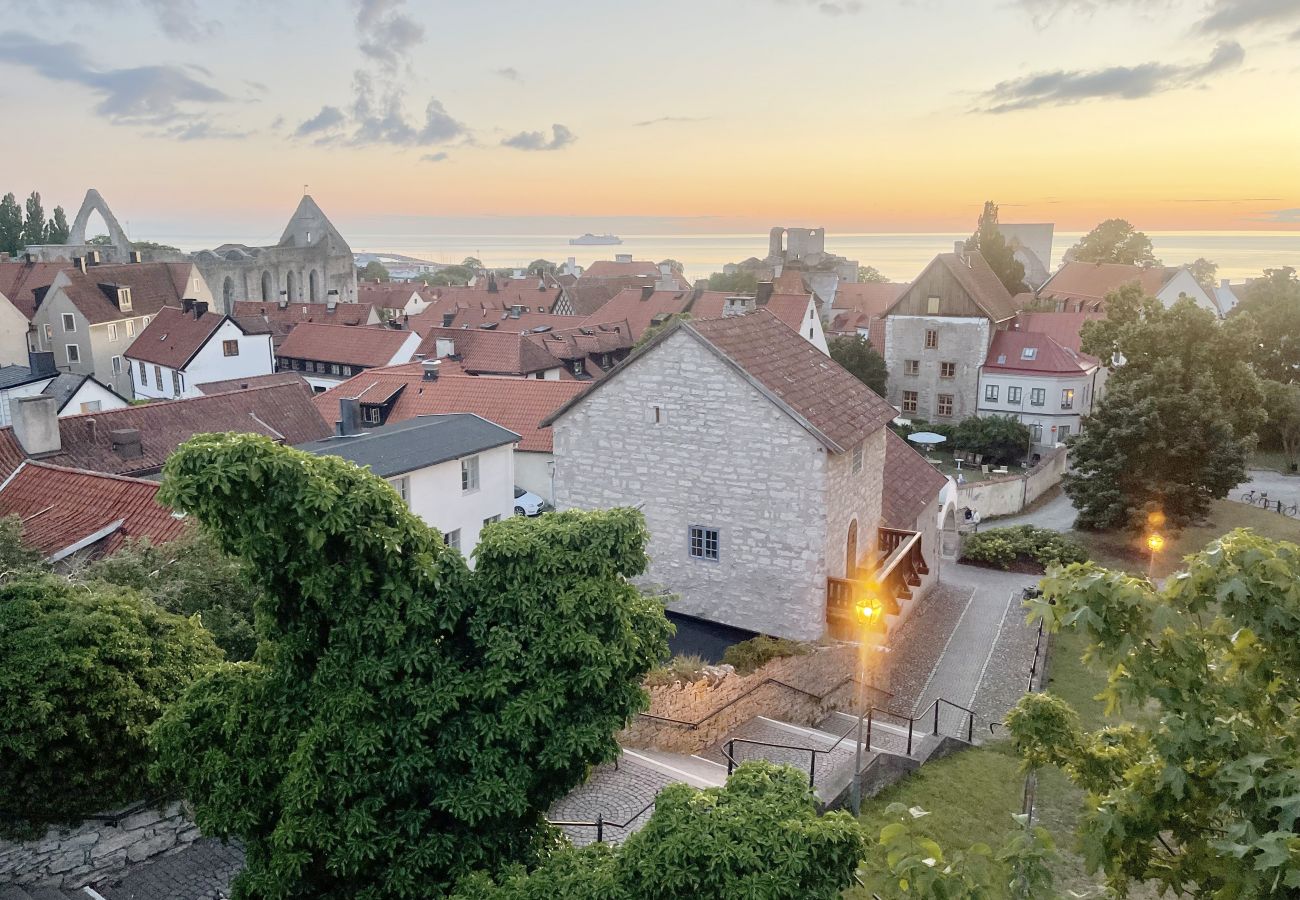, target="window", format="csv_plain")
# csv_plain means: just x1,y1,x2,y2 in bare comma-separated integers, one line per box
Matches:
483,514,500,528
689,525,720,562
1061,388,1075,410
808,308,815,320
1029,423,1043,443
808,327,814,339
443,529,461,551
330,363,341,375
108,323,119,342
1008,386,1022,404
362,406,381,424
172,370,182,396
61,313,76,332
154,365,163,390
984,384,999,402
1030,388,1045,407
126,320,135,338
223,339,239,357
852,445,863,474
388,476,409,503
902,390,918,413
111,355,122,375
940,362,956,378
1082,383,1091,405
904,359,919,376
137,360,147,383
1057,424,1071,440
143,316,151,328
42,323,52,344
65,344,80,364
117,287,132,311
927,296,940,315
573,359,585,376
461,455,480,492
649,404,663,425
1021,347,1038,360
79,400,101,414
924,329,938,350
937,394,954,417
